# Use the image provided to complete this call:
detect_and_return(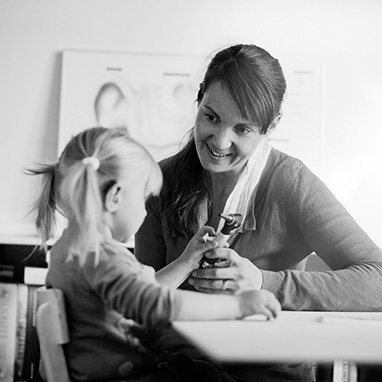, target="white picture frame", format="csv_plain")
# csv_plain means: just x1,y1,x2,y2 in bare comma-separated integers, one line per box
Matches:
58,50,207,162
